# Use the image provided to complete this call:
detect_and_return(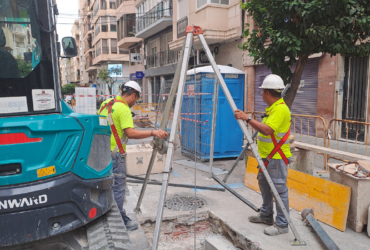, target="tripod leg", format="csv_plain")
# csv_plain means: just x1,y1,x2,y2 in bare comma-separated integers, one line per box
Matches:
209,78,219,178
198,33,306,246
134,38,188,214
151,32,194,250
